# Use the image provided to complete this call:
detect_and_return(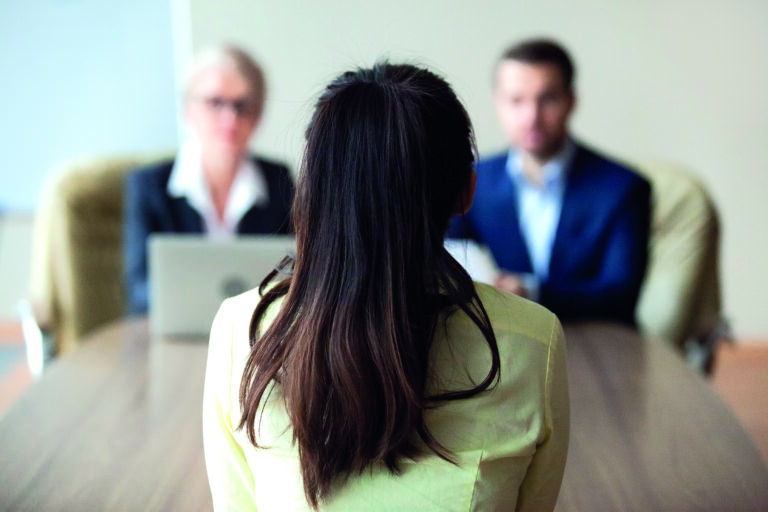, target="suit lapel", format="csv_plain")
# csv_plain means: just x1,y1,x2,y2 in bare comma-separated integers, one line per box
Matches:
550,146,588,276
503,176,533,272
237,205,269,233
482,156,533,272
168,196,204,232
